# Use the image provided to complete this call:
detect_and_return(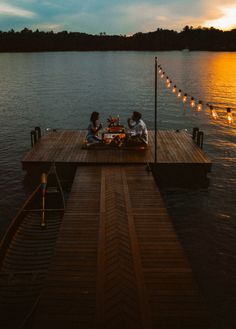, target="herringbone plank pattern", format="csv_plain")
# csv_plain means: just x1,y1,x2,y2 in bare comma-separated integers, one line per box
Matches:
31,166,212,329
96,167,150,329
